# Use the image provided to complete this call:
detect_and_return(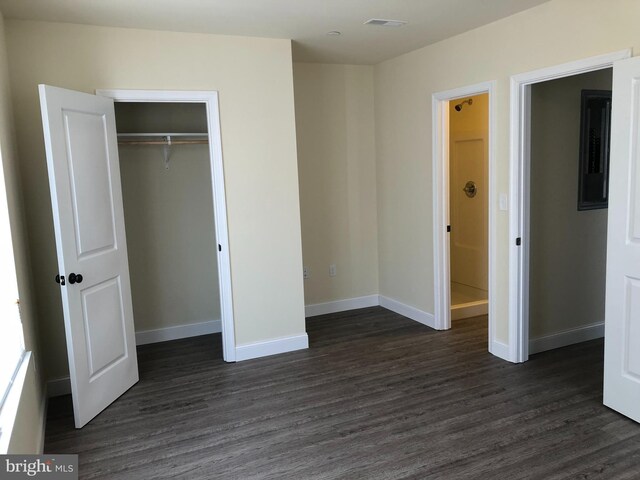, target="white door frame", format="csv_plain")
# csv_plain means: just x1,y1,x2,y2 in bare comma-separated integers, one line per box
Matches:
508,49,631,363
432,81,500,356
96,89,236,362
